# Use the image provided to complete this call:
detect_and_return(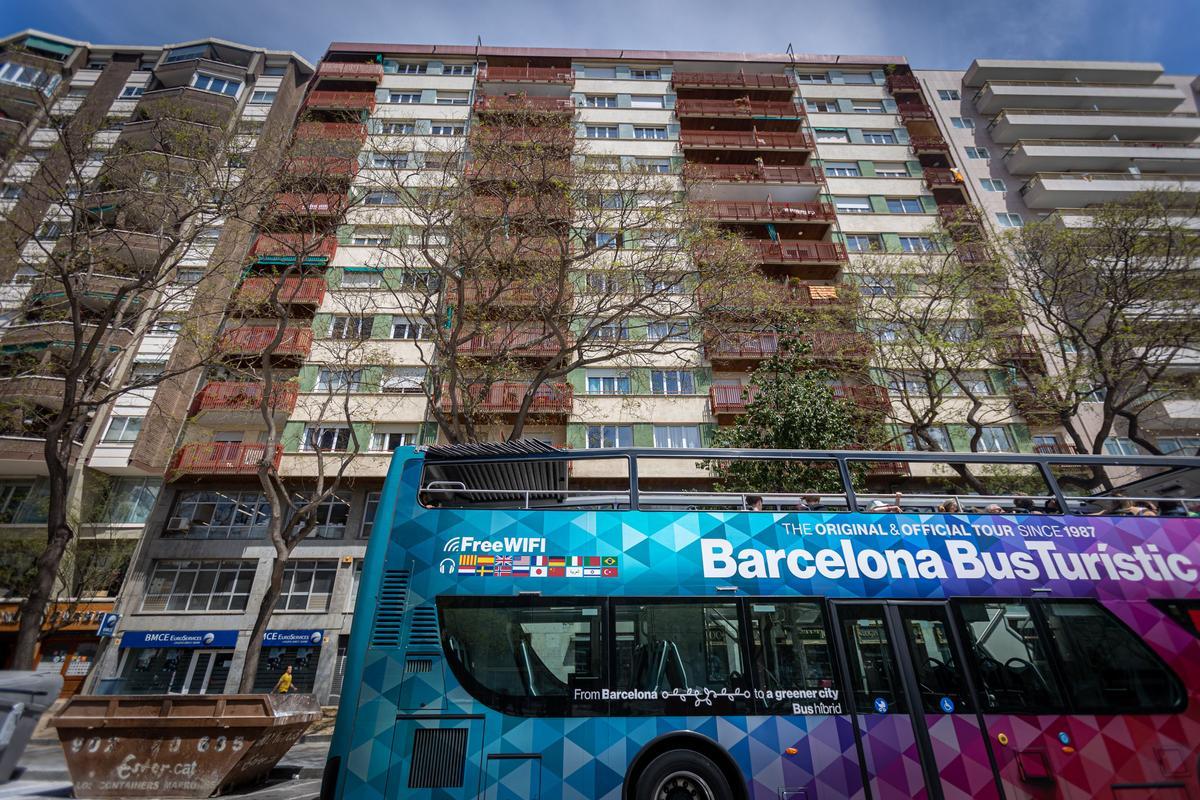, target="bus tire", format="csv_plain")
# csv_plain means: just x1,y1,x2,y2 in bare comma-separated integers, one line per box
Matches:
635,749,733,800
